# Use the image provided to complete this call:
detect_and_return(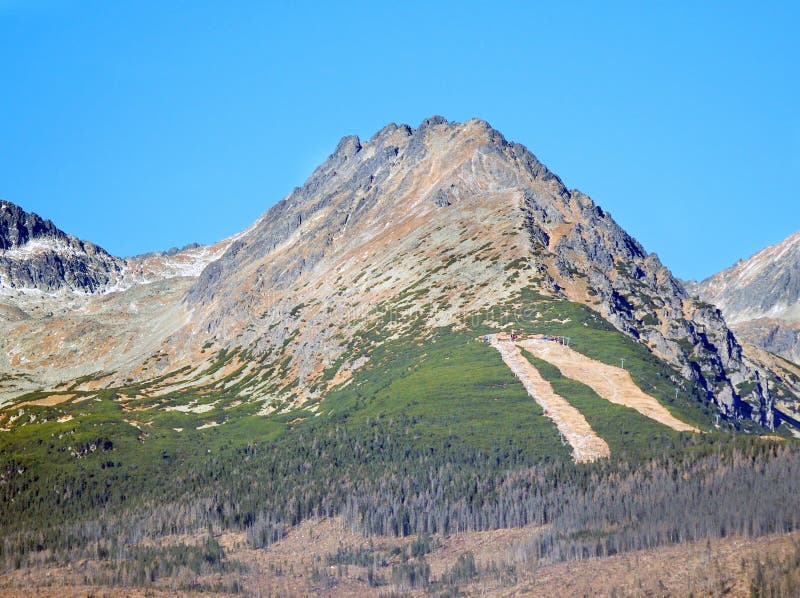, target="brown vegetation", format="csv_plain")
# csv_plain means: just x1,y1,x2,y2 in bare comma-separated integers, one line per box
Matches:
3,523,799,597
